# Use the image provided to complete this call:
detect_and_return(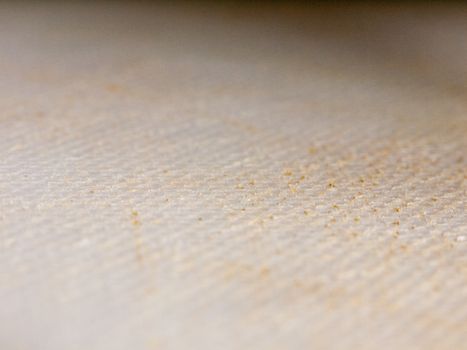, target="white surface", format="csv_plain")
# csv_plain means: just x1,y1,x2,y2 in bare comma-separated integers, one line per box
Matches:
0,2,466,349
